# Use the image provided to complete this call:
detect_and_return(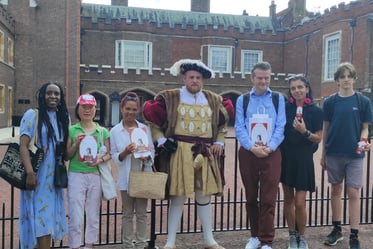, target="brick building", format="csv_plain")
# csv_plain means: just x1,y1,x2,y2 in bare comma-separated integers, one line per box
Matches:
0,0,81,128
0,5,15,128
0,0,372,127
